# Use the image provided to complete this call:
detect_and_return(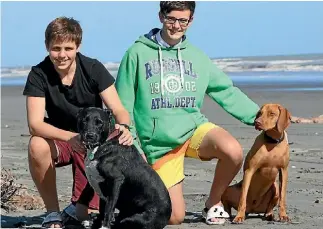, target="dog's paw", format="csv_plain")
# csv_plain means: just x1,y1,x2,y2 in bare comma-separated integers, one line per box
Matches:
232,215,245,224
279,214,290,223
264,212,275,221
